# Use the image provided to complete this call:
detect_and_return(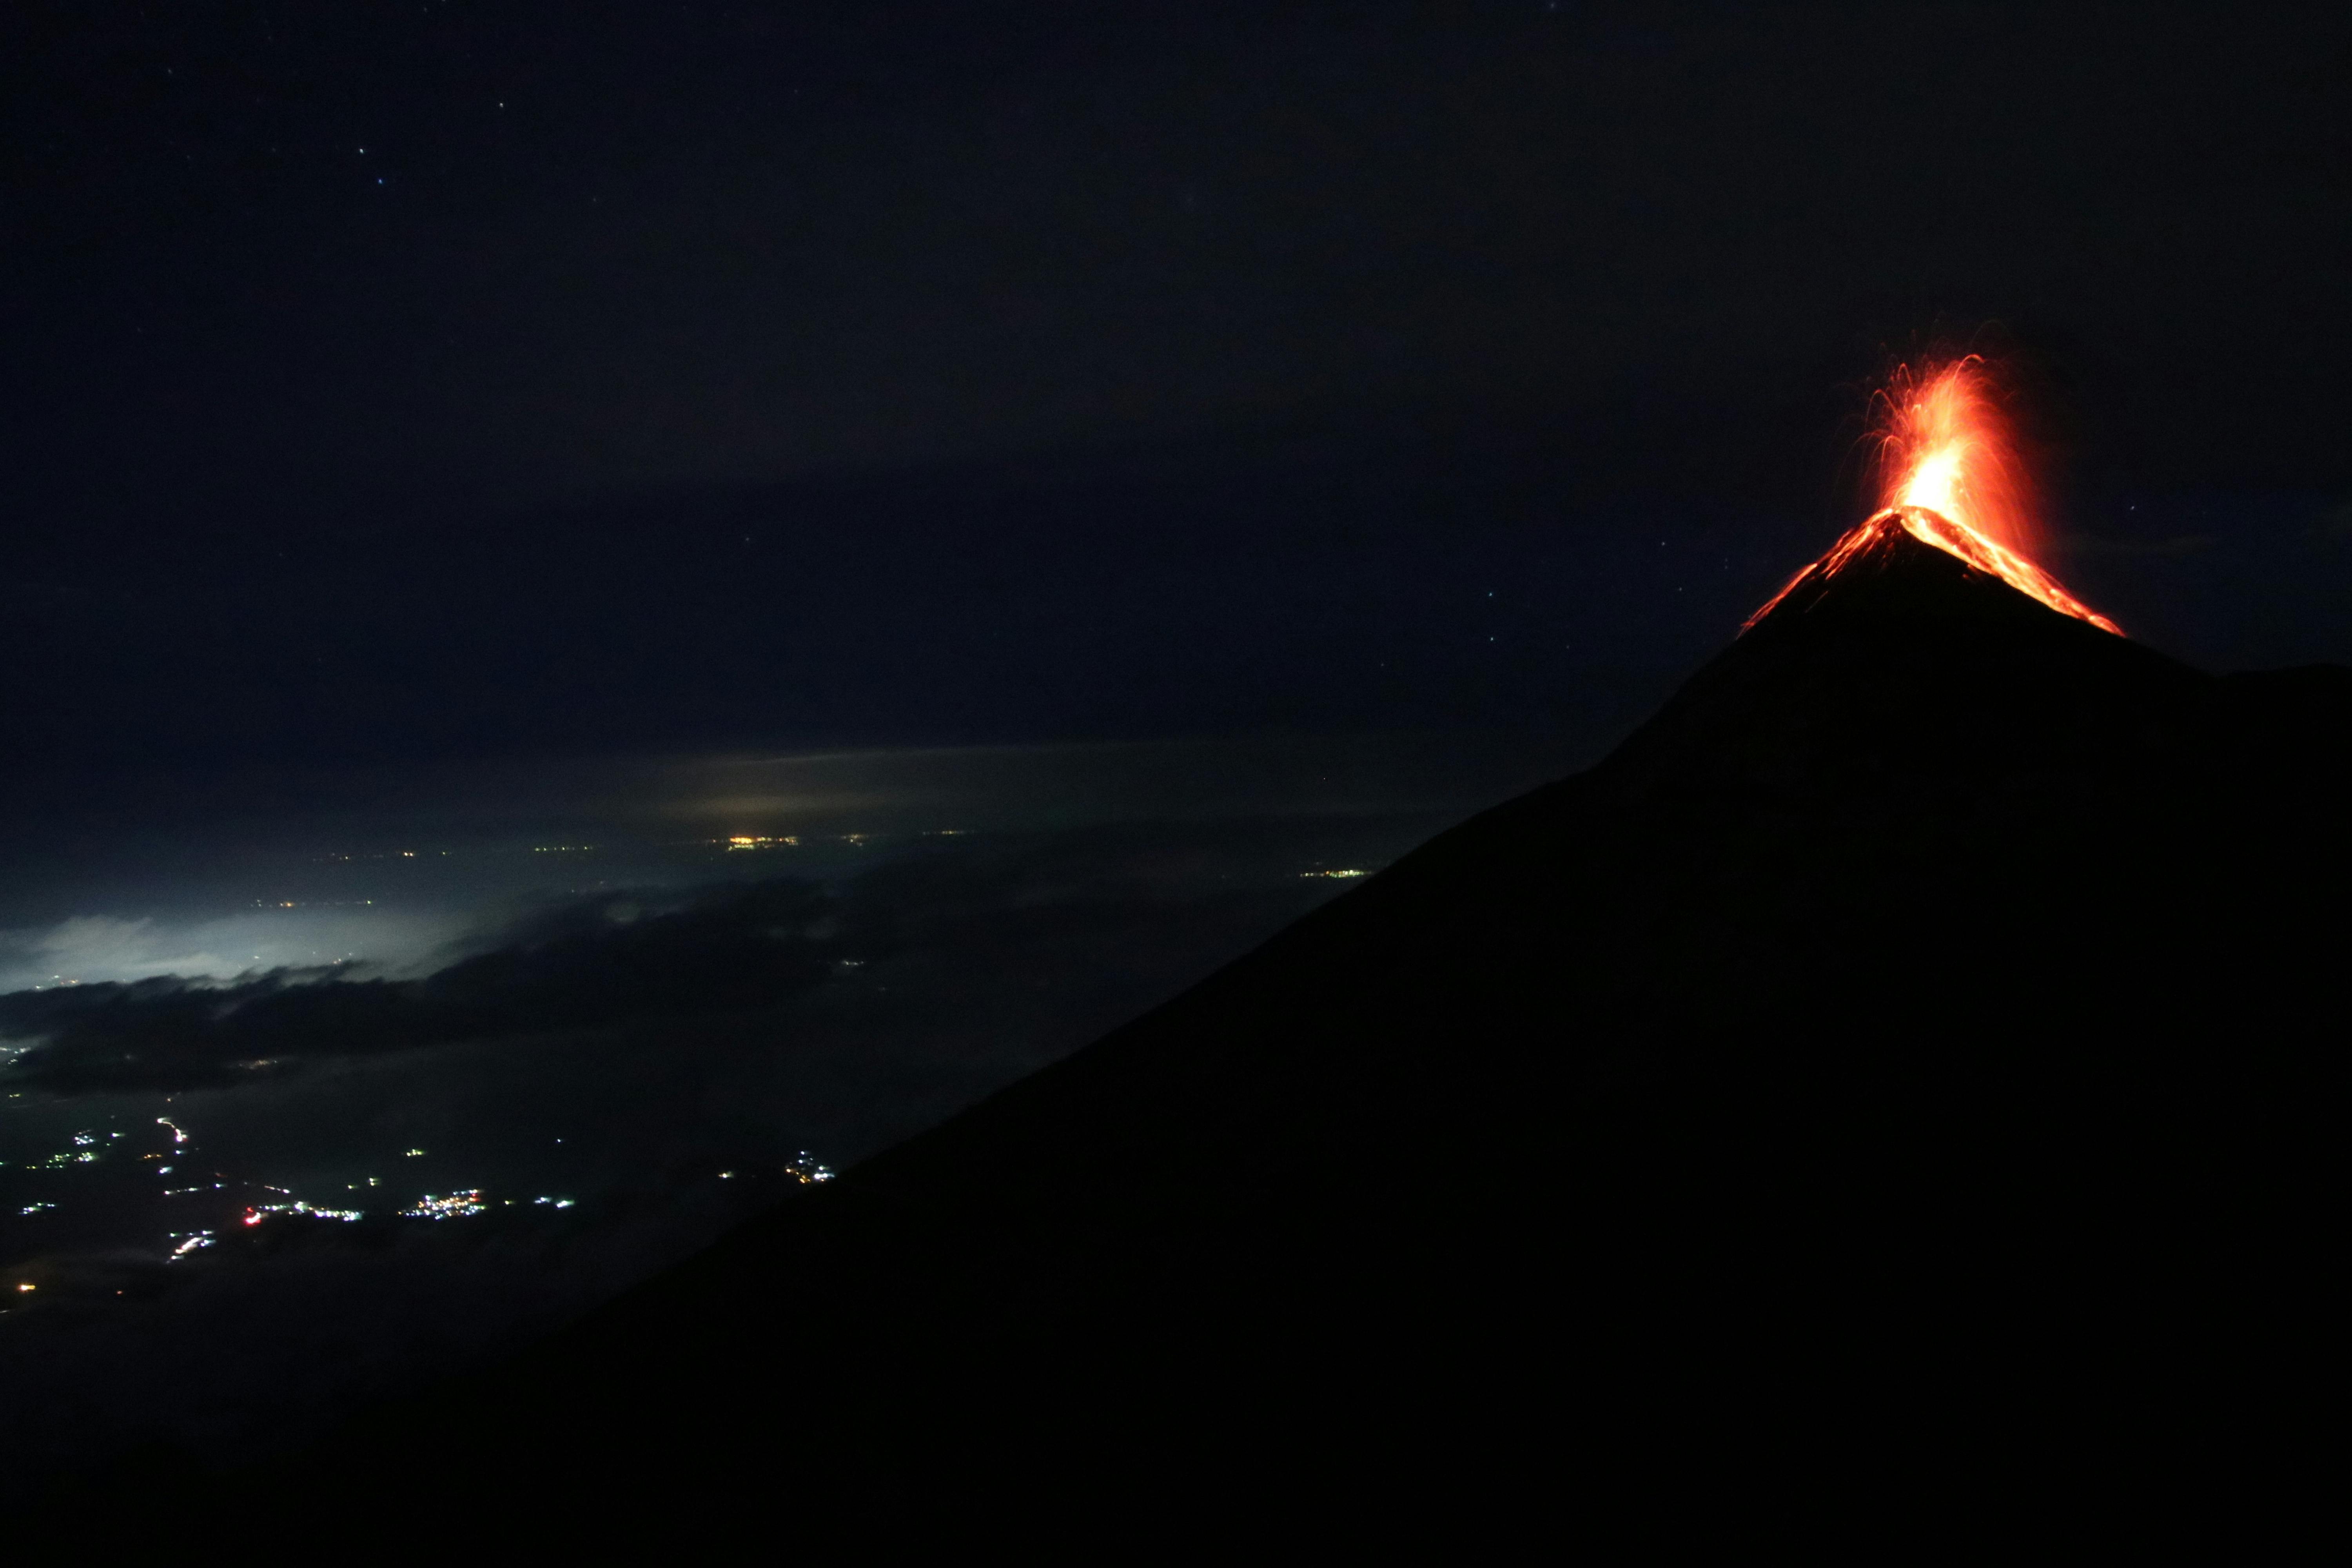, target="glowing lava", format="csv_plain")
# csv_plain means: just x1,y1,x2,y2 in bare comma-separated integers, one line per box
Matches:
1747,358,2120,635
